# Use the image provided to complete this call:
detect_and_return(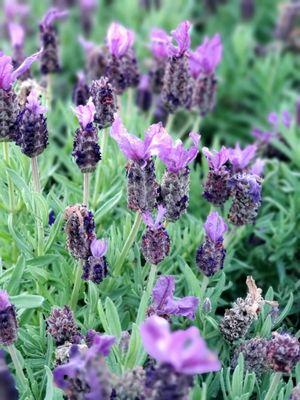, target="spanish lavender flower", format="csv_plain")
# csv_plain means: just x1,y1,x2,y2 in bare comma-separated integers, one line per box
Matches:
141,206,170,265
202,146,230,206
82,238,109,283
90,77,117,129
161,21,193,112
196,211,227,277
110,116,167,212
8,22,30,81
141,316,220,399
148,275,199,319
240,0,255,20
149,28,170,94
105,22,139,94
79,36,107,82
72,71,90,106
39,8,68,75
0,351,19,400
231,338,268,374
136,74,152,112
46,305,82,346
158,132,200,221
112,367,146,400
291,384,300,400
15,90,48,157
53,334,115,399
0,51,41,141
266,332,300,373
0,290,18,346
228,172,262,226
64,204,96,260
228,143,257,173
190,34,223,116
72,99,101,173
220,276,277,342
85,331,115,354
79,0,98,36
